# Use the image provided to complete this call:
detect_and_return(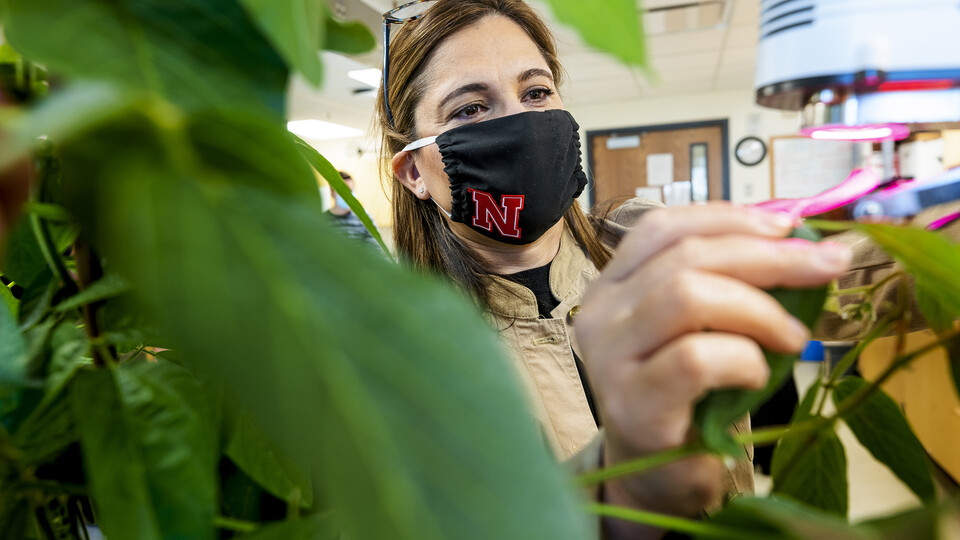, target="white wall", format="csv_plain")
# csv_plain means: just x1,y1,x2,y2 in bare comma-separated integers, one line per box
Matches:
567,88,802,205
